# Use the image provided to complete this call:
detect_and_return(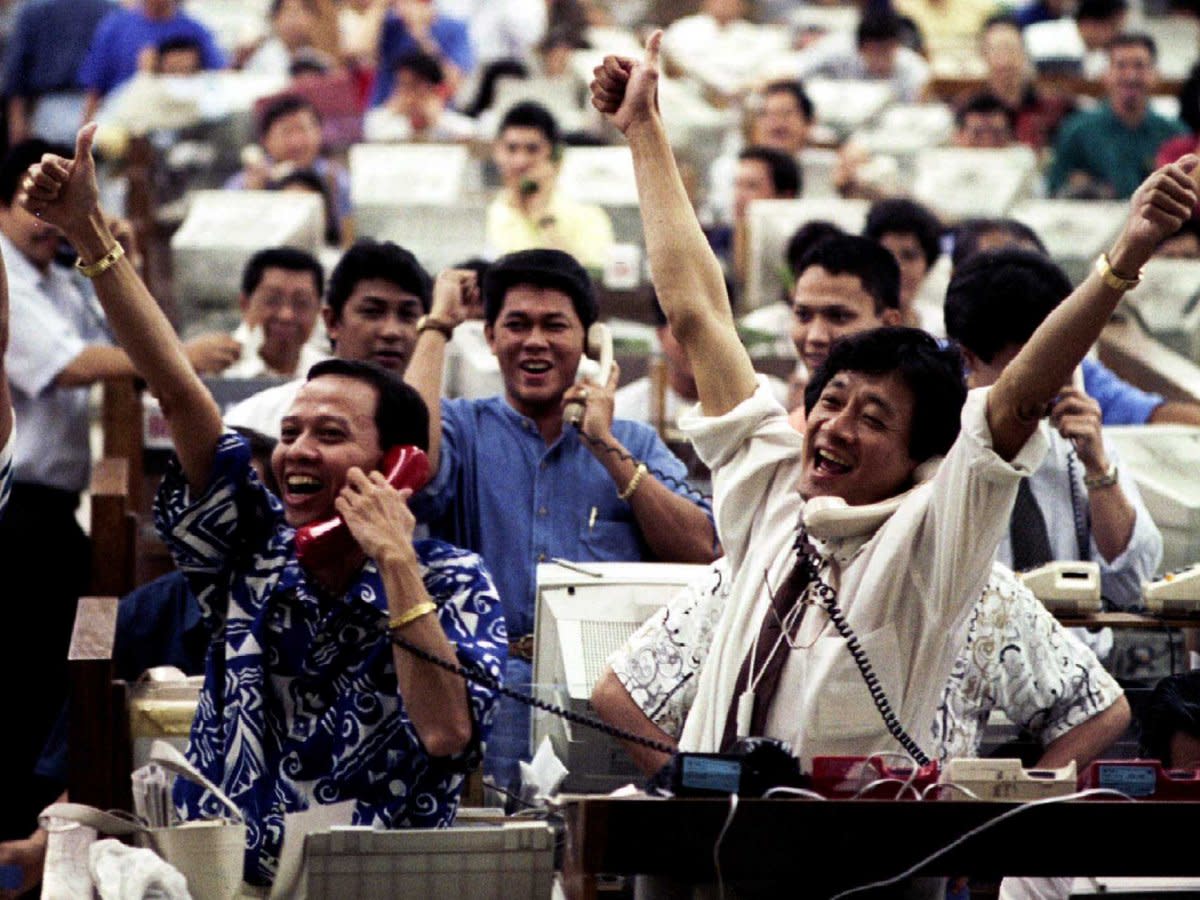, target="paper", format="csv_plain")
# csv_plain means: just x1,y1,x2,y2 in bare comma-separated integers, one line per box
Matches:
269,800,356,900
